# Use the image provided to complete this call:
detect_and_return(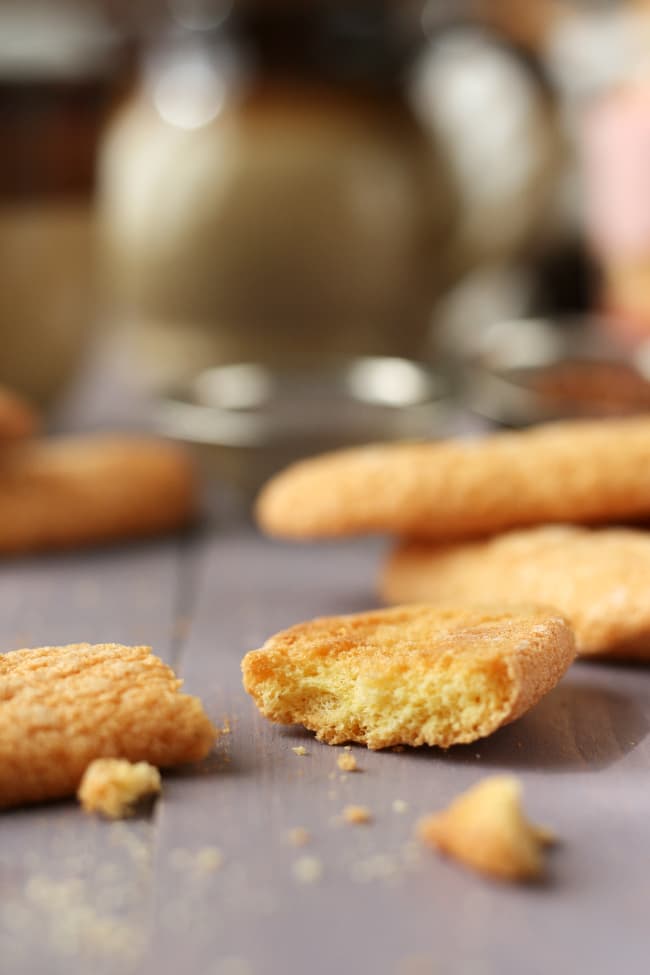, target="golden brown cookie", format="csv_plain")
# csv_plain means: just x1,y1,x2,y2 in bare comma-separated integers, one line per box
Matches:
0,434,196,553
256,417,650,541
417,775,554,883
0,643,217,808
383,525,650,659
0,385,38,441
78,758,161,819
241,604,575,750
